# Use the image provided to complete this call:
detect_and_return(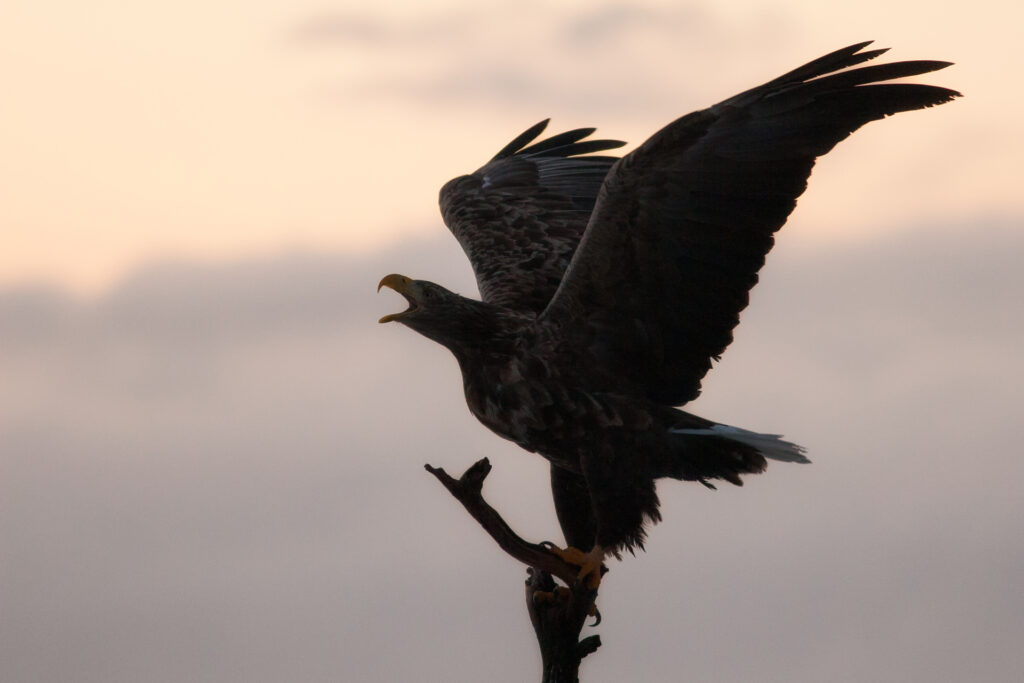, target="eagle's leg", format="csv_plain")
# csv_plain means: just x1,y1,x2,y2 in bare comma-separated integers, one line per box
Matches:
550,464,597,549
577,443,663,568
543,464,606,590
541,458,604,593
